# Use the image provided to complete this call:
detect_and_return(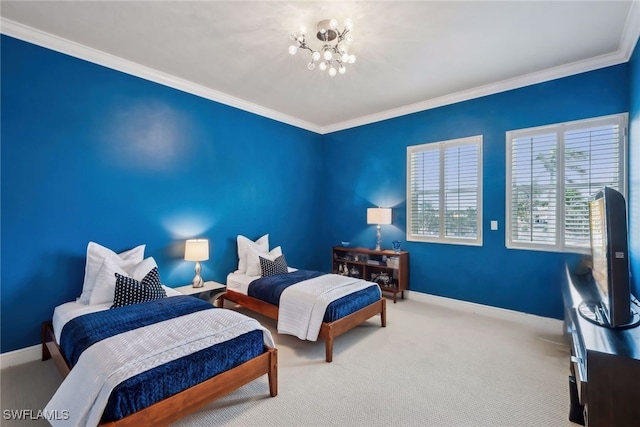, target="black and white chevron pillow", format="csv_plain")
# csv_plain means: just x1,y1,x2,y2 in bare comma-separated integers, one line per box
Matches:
111,267,167,308
259,254,288,277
